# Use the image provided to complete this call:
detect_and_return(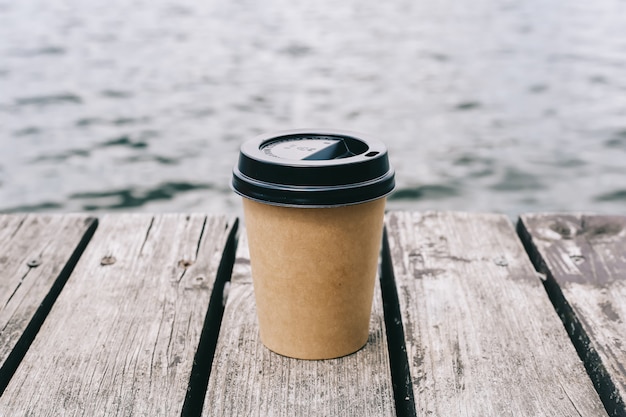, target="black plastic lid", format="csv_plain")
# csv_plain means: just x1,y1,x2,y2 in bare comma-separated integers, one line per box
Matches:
231,129,395,207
